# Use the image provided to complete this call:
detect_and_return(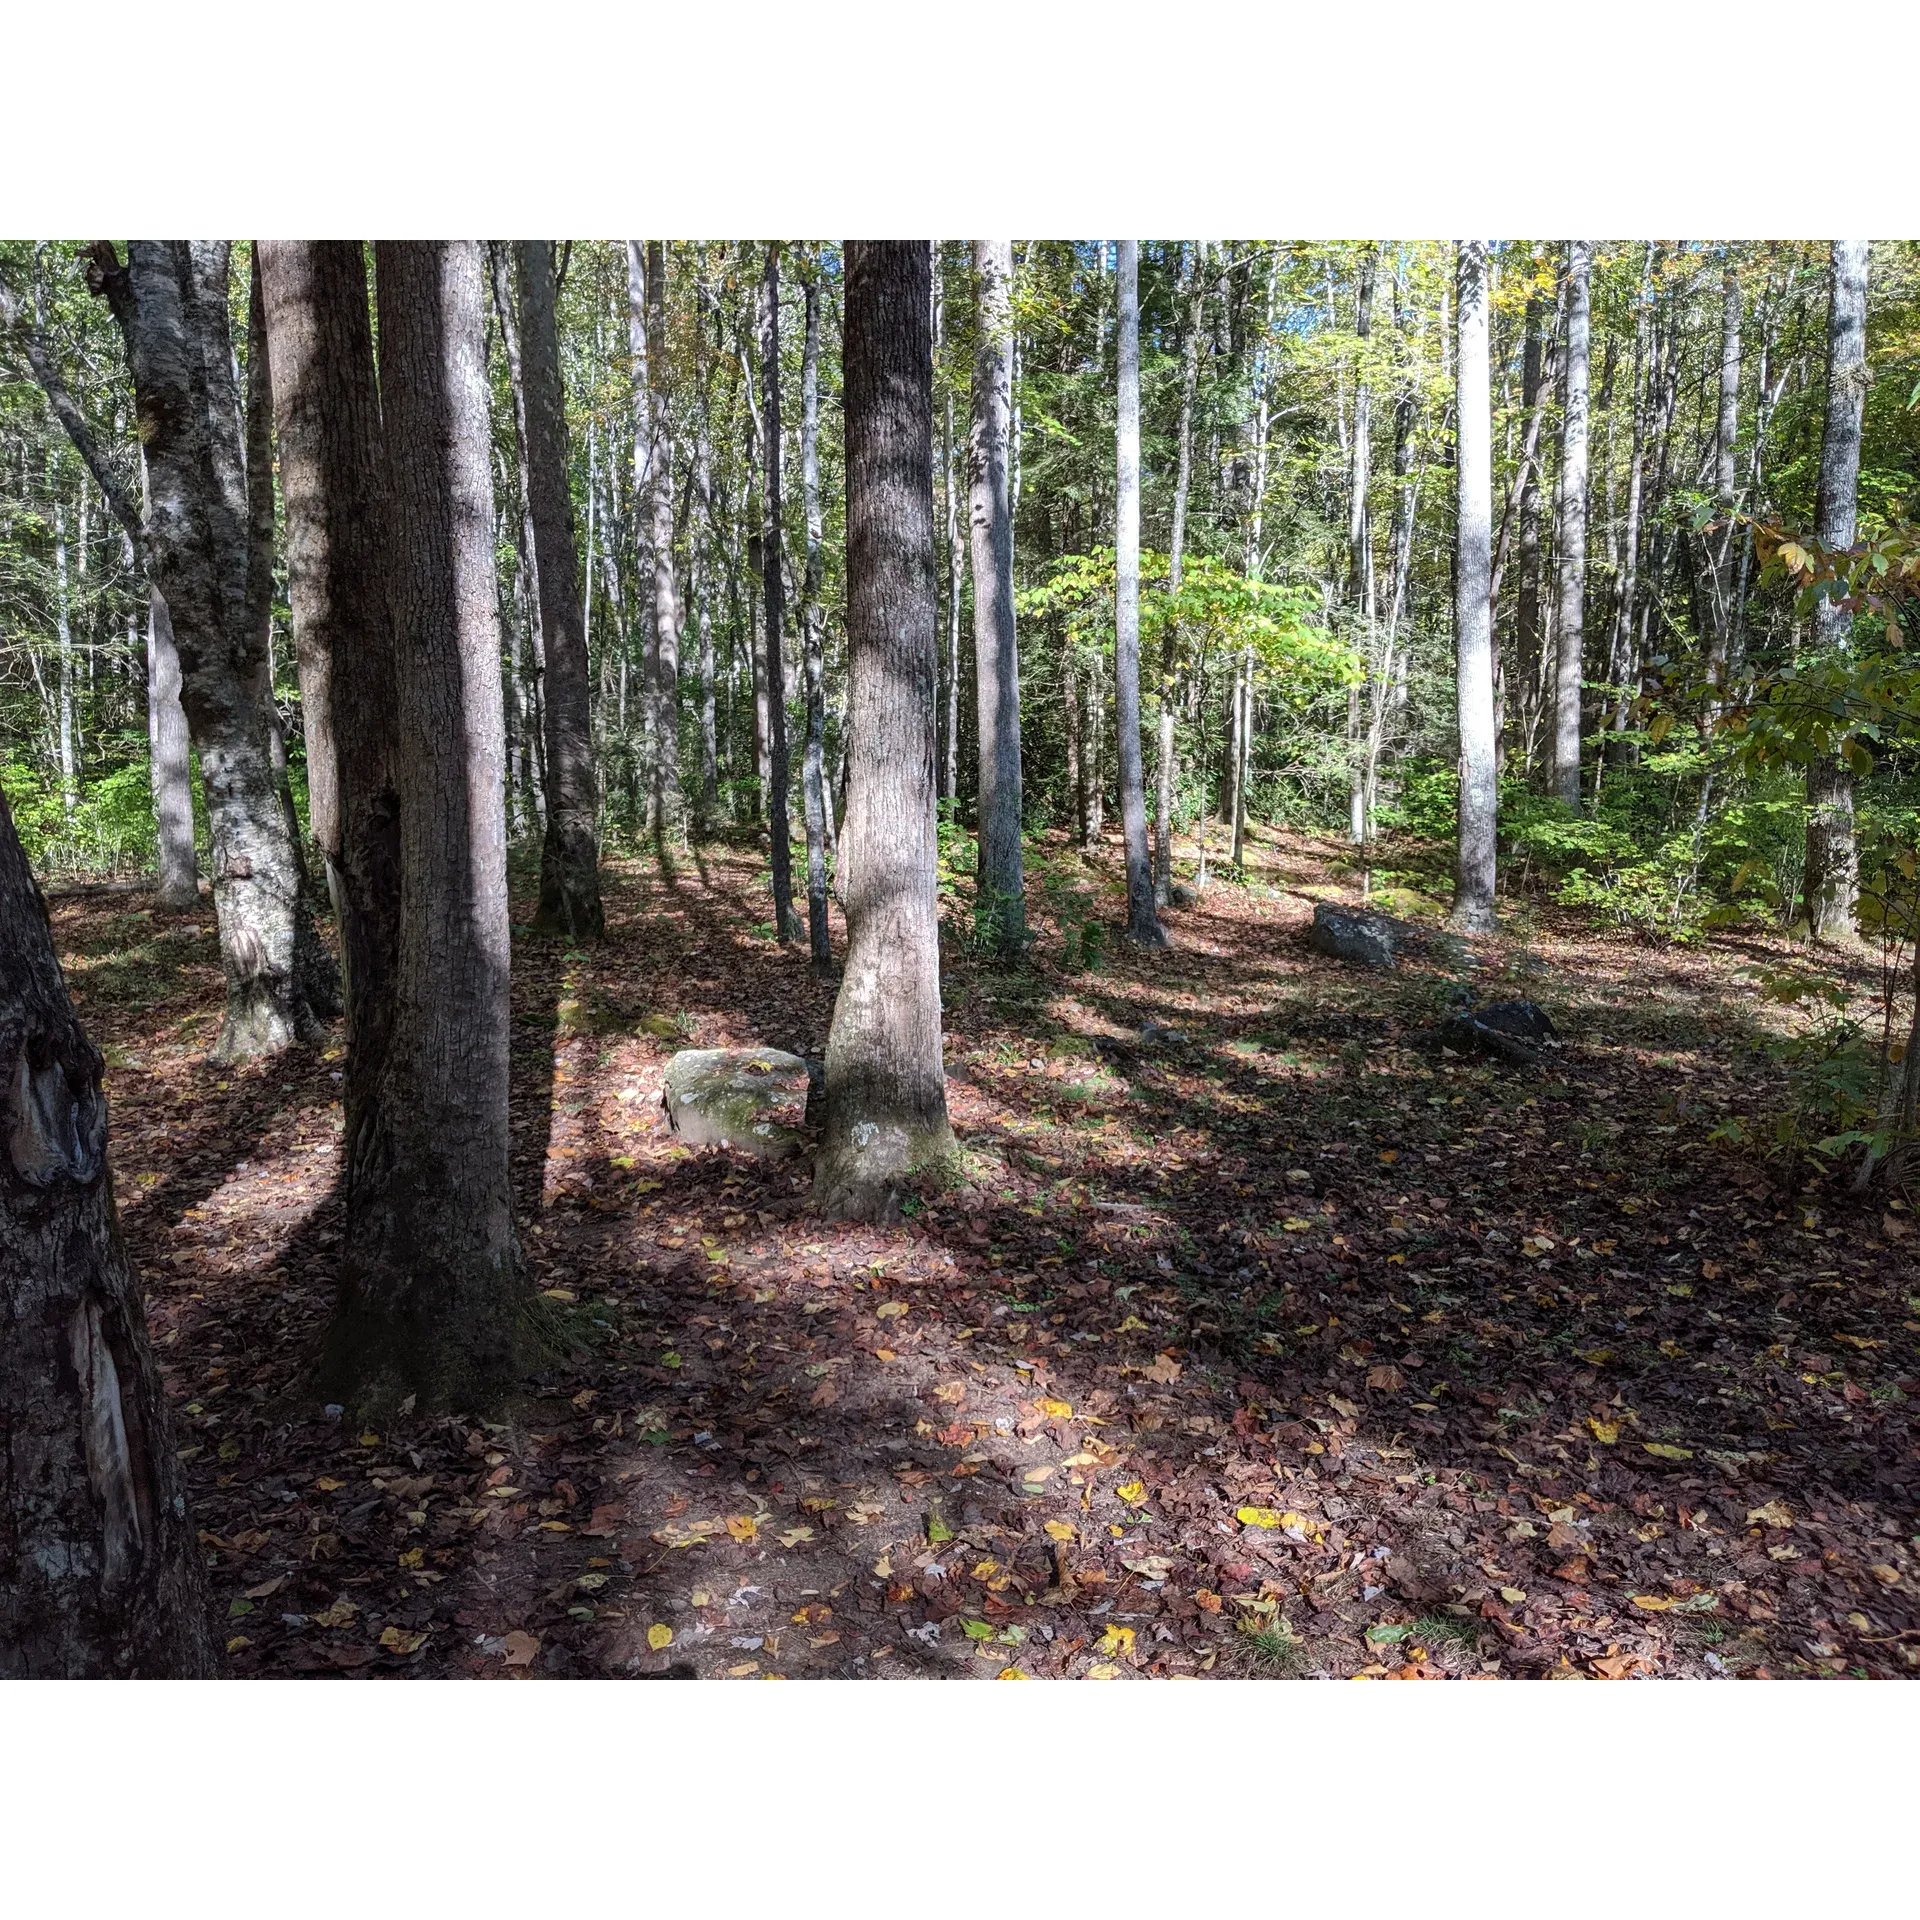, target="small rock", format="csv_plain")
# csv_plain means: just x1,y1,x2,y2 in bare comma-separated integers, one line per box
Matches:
662,1047,811,1158
1308,901,1398,969
1436,1000,1559,1065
